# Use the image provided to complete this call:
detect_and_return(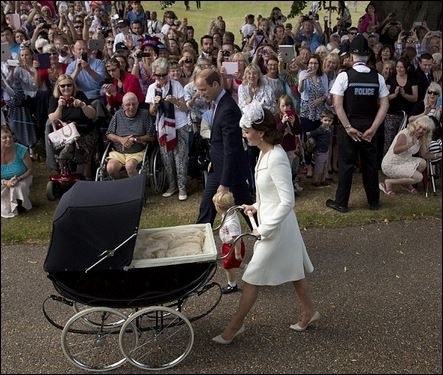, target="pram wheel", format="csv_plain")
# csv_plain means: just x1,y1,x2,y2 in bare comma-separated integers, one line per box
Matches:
72,302,131,329
119,306,194,370
61,307,136,372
